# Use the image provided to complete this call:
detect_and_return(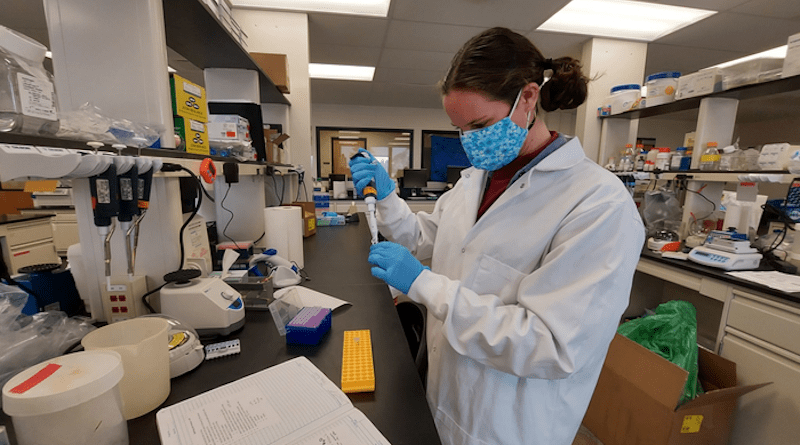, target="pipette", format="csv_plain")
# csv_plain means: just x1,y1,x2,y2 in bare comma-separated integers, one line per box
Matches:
88,156,119,289
350,152,380,245
114,147,140,279
127,158,161,277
